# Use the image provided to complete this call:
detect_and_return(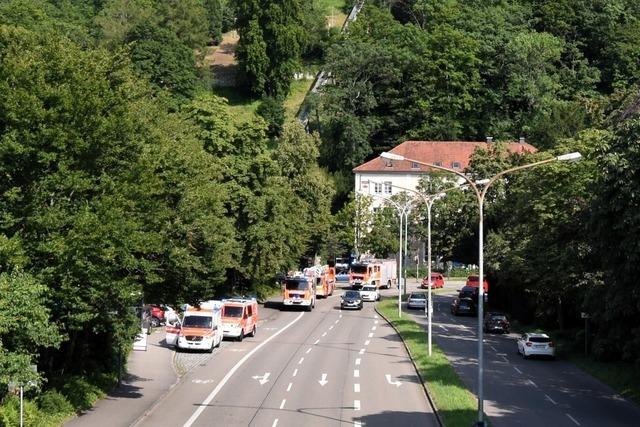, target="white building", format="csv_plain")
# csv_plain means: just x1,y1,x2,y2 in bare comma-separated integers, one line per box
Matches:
353,139,536,209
